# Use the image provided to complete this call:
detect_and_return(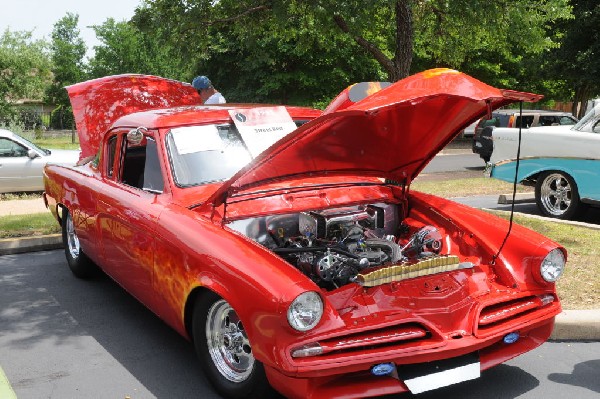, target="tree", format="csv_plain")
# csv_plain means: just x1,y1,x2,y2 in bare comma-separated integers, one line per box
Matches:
0,30,52,119
314,0,572,84
88,18,185,80
46,13,87,128
548,0,600,117
131,0,383,105
130,0,572,95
